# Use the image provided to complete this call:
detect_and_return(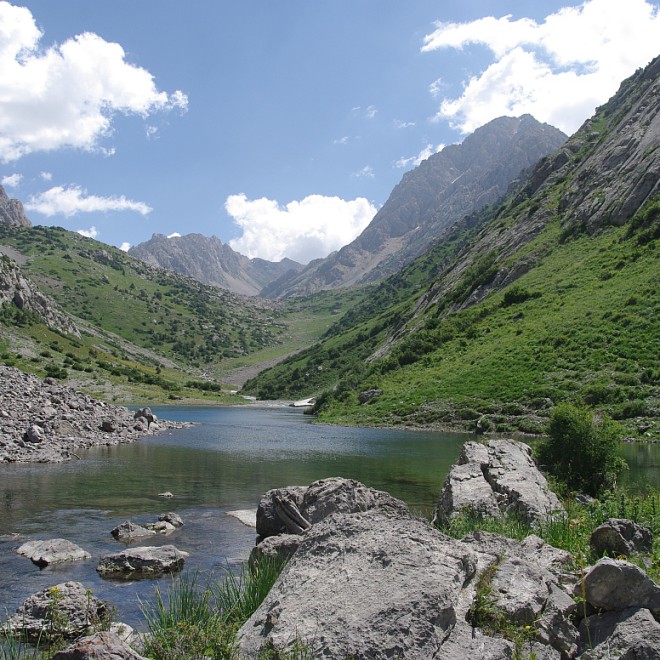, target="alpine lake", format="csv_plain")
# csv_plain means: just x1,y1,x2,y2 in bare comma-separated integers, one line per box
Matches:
1,405,658,629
